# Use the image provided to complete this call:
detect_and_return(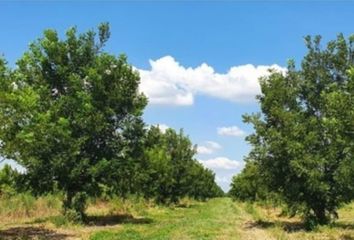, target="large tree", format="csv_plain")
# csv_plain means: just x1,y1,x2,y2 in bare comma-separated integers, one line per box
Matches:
243,34,354,225
0,23,147,220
